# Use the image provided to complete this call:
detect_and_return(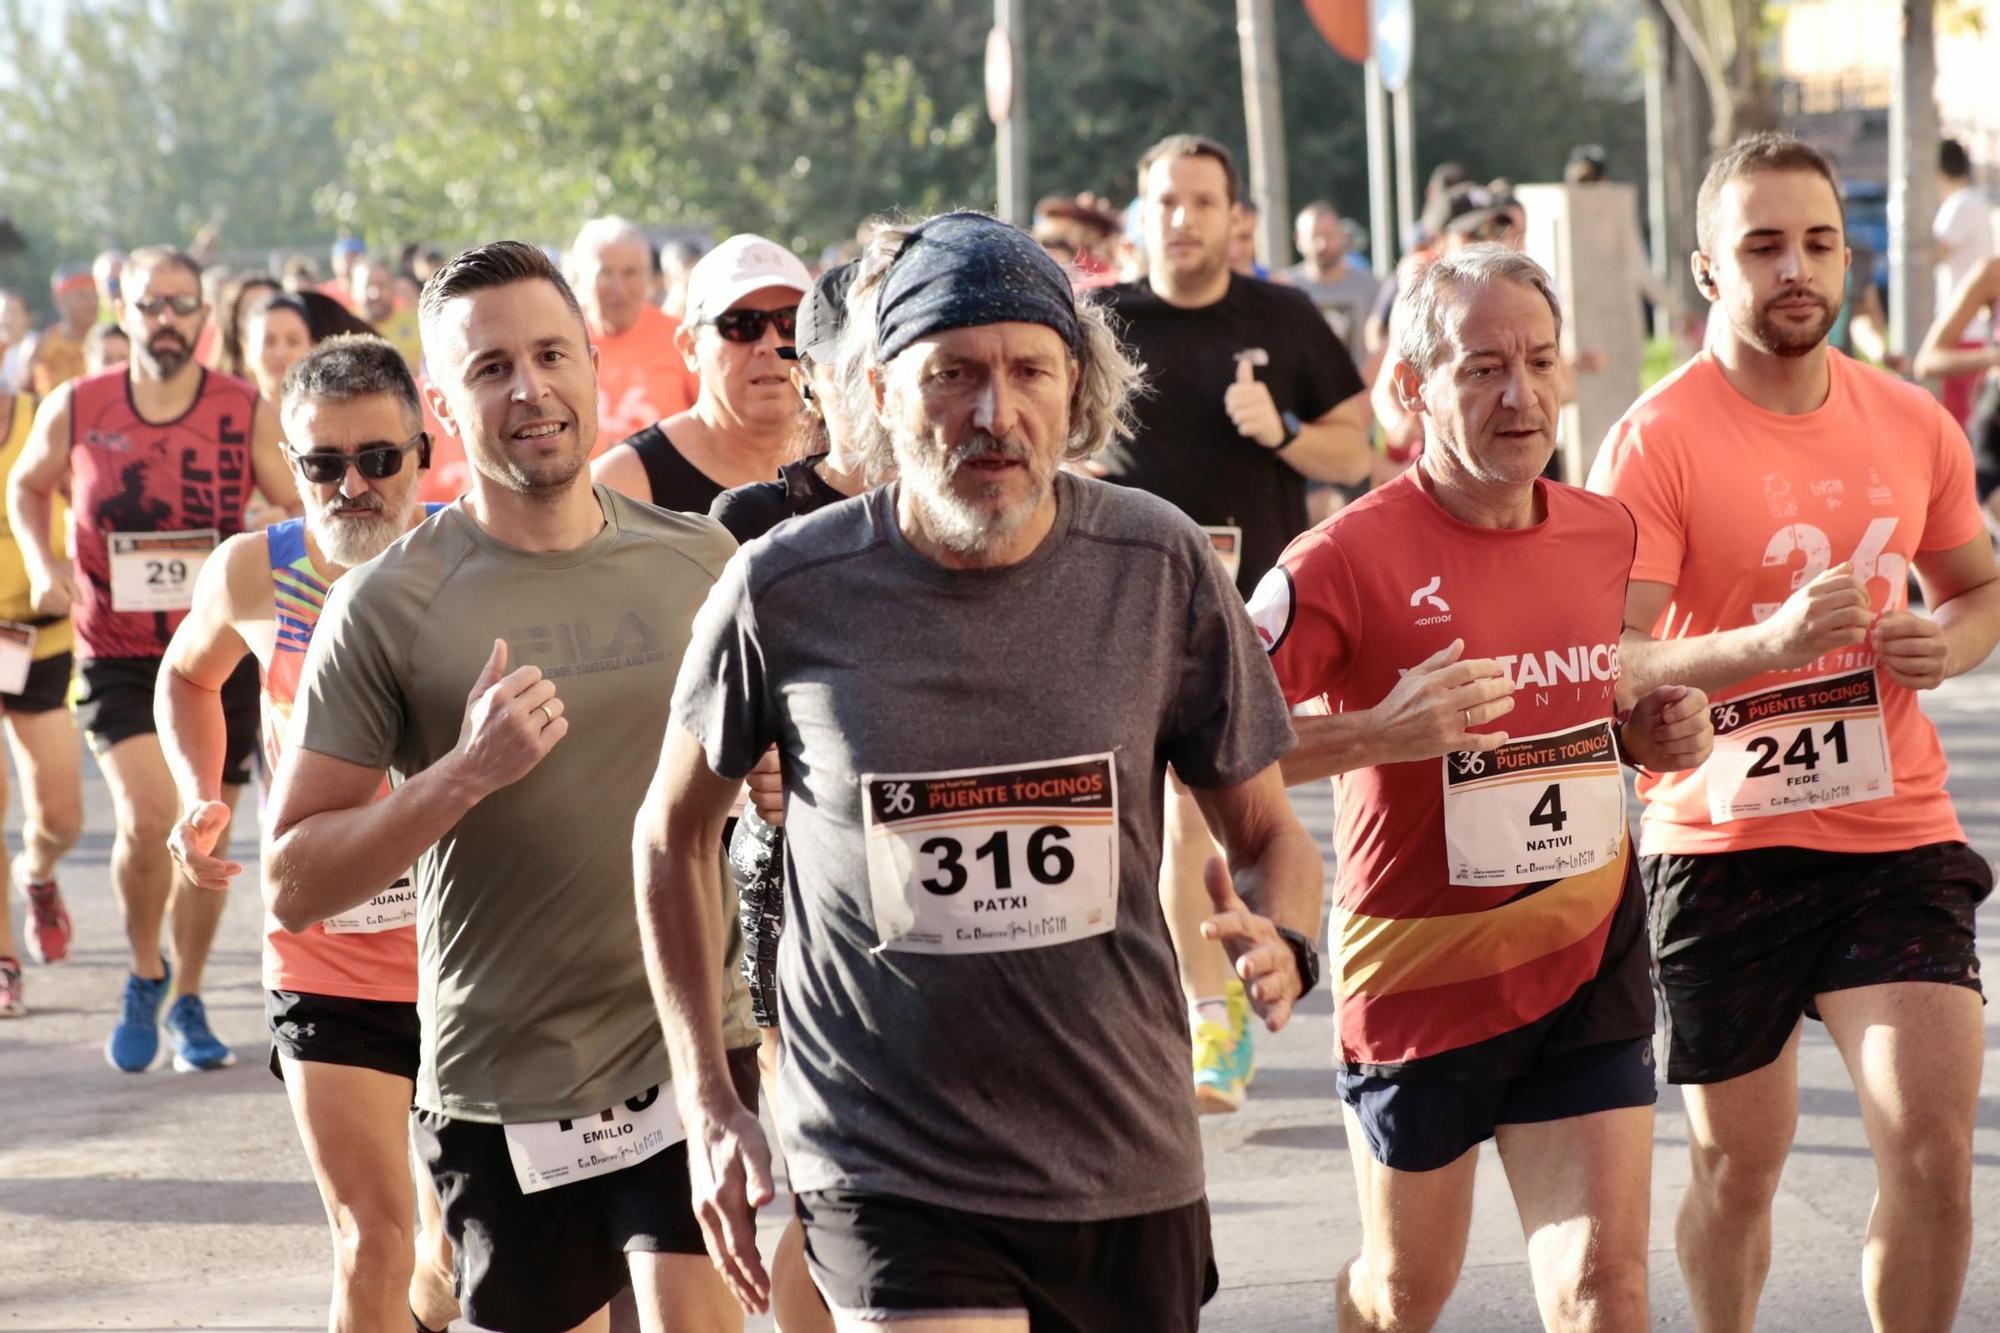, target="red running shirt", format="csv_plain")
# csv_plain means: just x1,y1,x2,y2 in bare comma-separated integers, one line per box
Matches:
69,368,259,659
1248,469,1640,1070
